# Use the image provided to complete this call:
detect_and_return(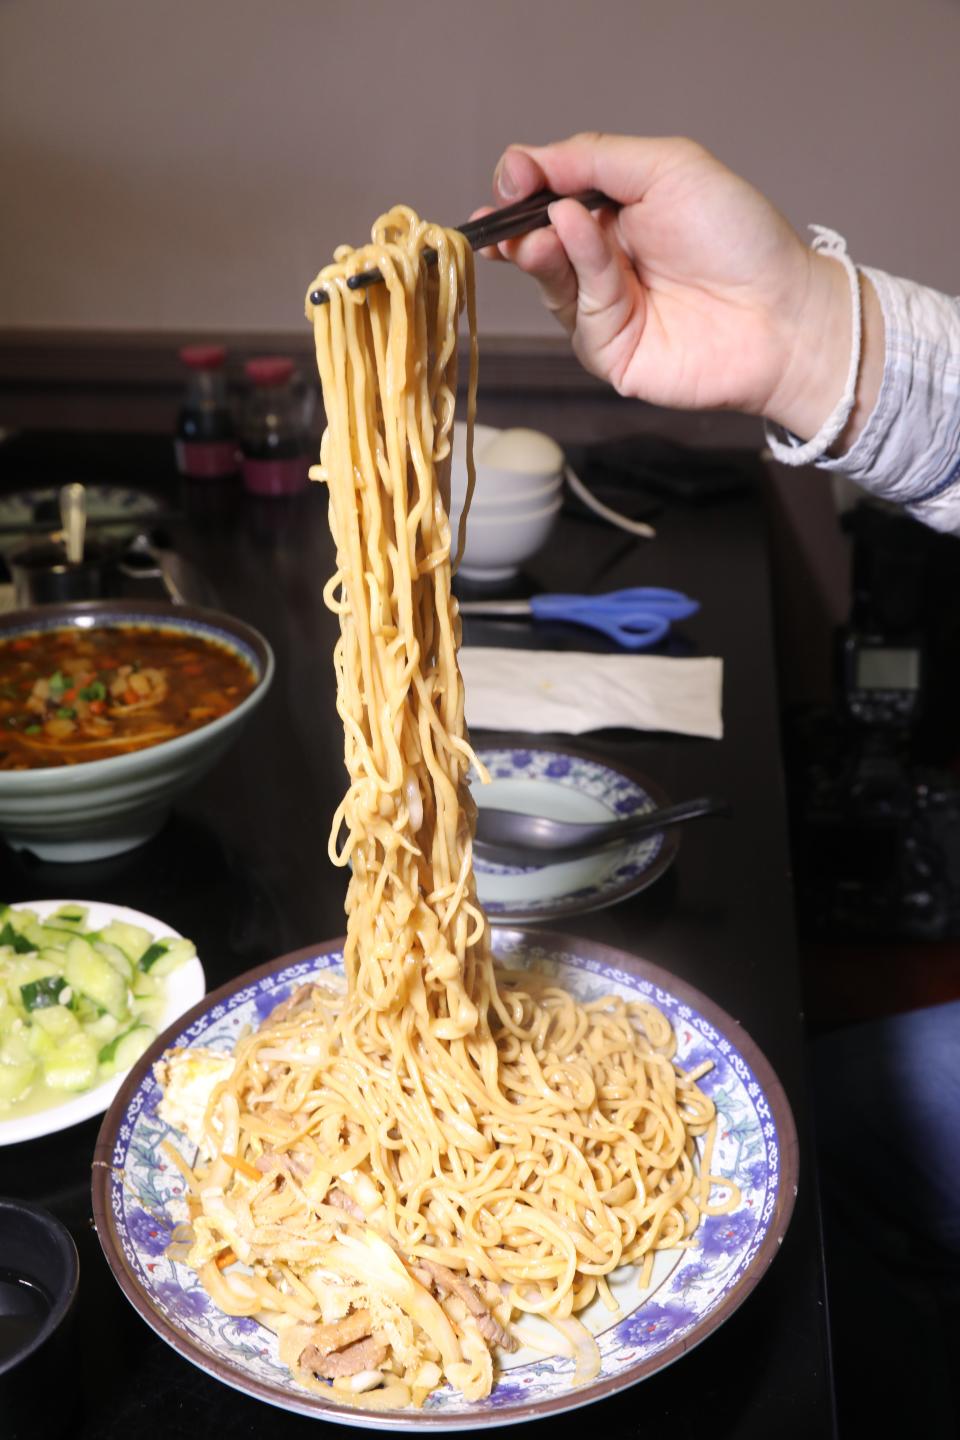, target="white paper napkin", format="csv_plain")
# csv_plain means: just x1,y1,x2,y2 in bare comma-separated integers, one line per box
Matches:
460,648,723,740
